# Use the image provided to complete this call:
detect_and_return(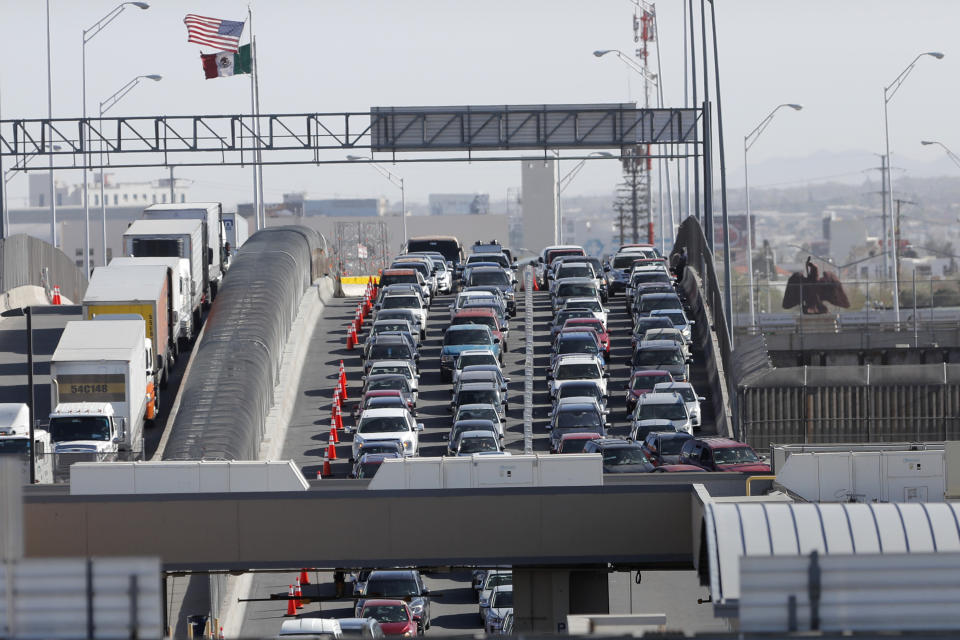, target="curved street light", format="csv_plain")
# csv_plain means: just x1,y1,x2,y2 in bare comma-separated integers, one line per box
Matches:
347,155,406,246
